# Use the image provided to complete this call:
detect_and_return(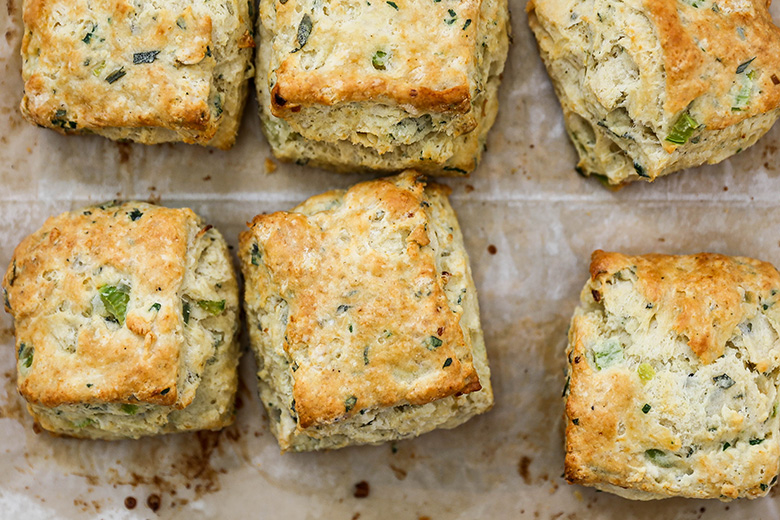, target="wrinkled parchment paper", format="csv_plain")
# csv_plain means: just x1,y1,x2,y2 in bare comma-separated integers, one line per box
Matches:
2,1,780,518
